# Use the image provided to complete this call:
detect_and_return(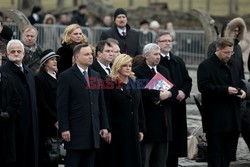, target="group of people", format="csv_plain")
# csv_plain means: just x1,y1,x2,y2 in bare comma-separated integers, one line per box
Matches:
0,6,249,167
